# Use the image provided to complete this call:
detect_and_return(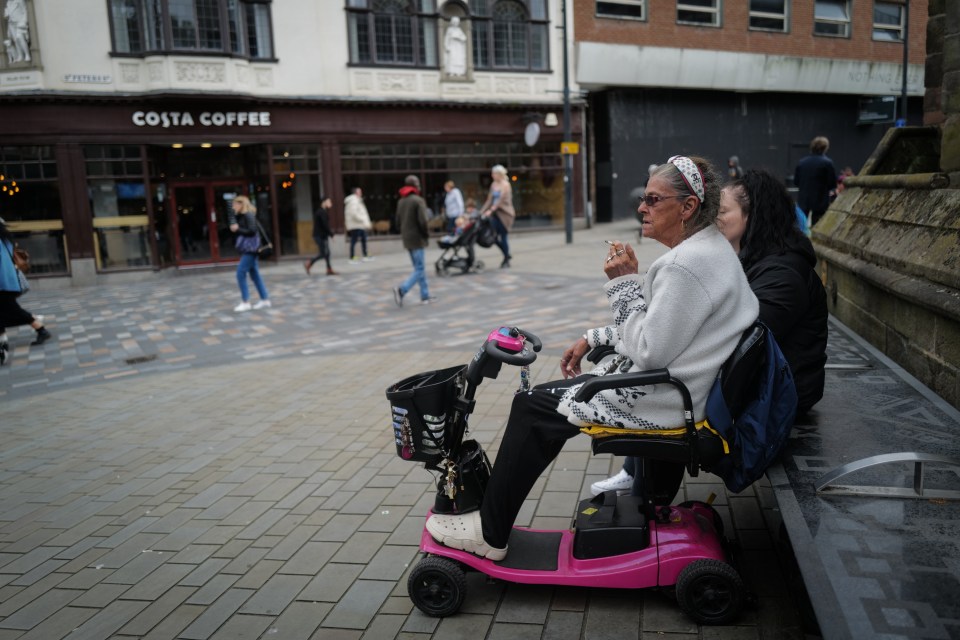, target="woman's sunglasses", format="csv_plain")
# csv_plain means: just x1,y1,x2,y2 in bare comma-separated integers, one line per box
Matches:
637,194,688,207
